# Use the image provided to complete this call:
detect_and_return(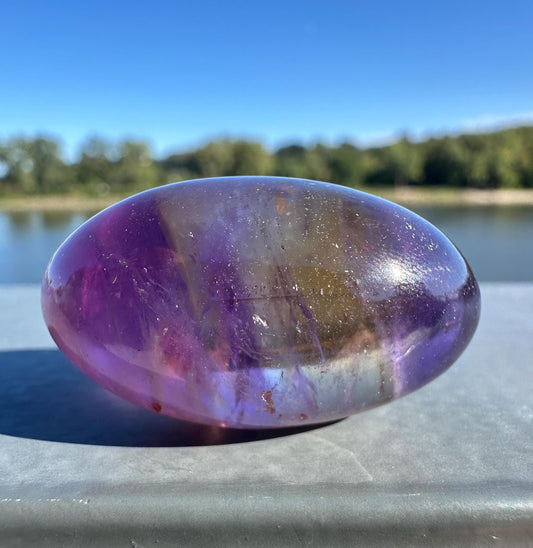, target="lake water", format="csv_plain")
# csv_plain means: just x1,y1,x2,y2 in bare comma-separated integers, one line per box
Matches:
0,205,531,284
